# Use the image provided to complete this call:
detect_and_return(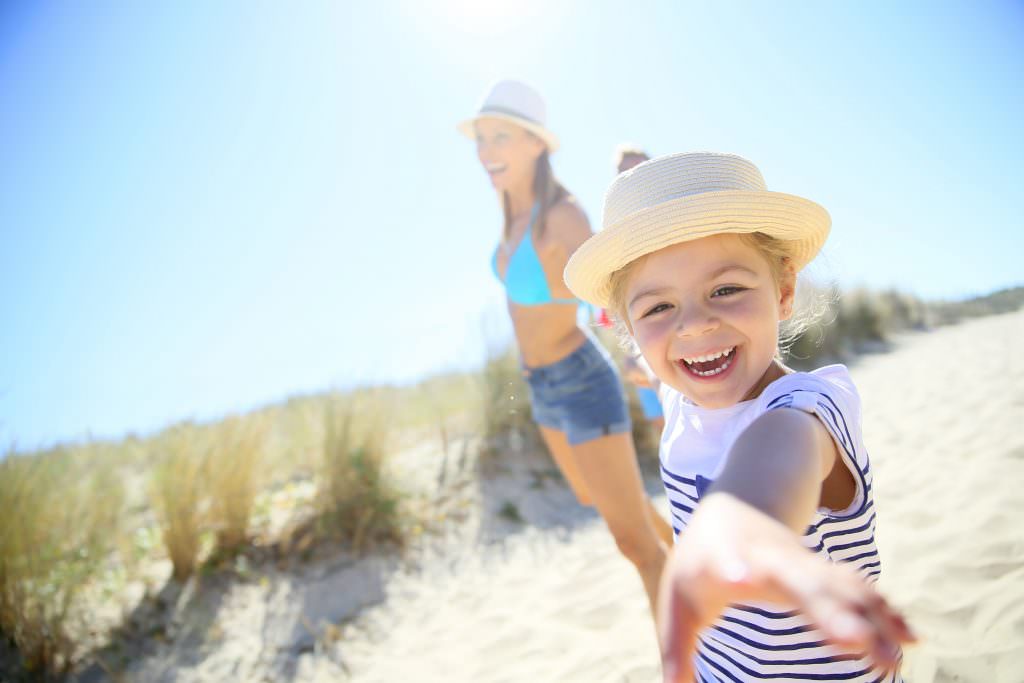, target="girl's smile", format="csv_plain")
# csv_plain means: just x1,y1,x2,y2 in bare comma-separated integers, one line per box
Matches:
676,345,736,378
